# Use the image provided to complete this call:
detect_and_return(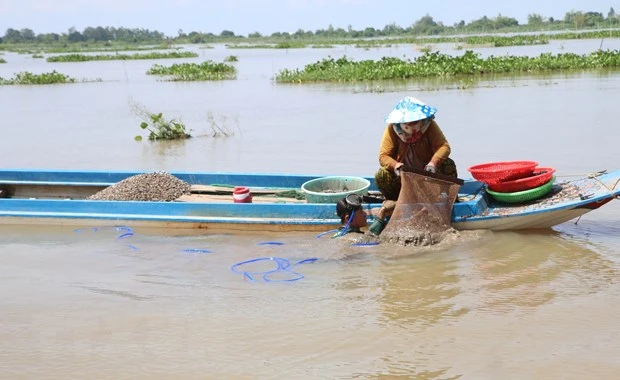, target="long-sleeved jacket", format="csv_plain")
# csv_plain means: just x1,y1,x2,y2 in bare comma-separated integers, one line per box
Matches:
378,120,451,171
